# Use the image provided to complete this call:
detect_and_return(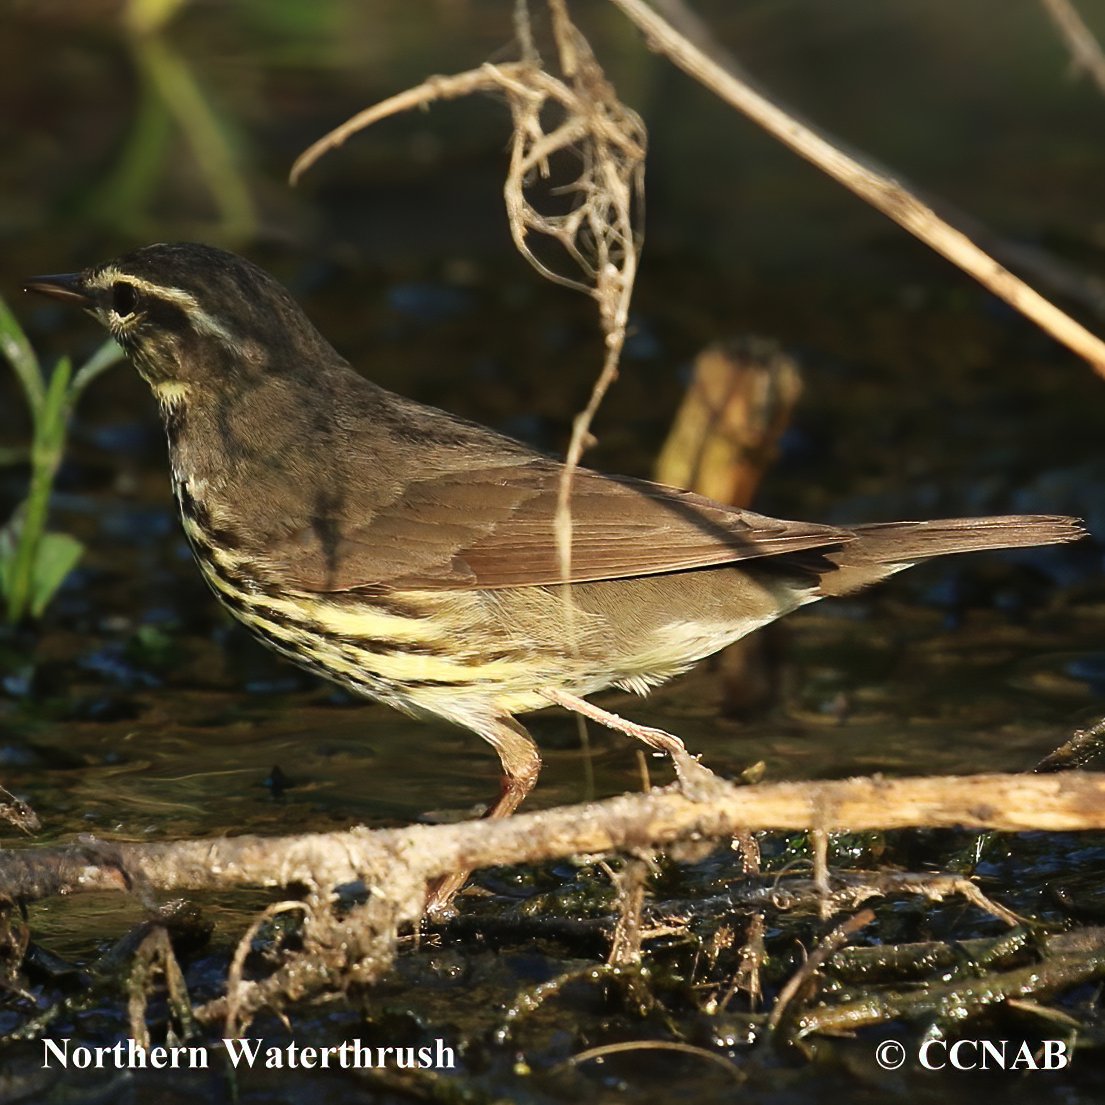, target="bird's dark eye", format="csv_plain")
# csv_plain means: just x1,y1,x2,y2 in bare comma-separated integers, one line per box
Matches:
112,283,138,317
